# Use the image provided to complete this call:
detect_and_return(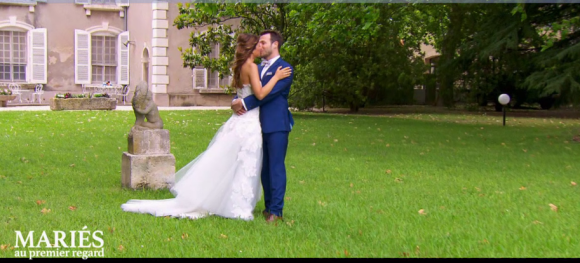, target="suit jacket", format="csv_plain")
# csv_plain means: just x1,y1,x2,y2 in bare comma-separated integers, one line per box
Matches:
236,57,294,134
